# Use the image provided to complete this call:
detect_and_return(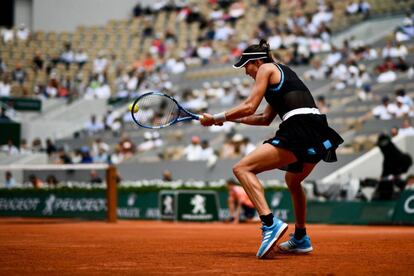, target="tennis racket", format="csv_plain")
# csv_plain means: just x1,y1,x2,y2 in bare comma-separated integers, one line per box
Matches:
130,91,202,129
